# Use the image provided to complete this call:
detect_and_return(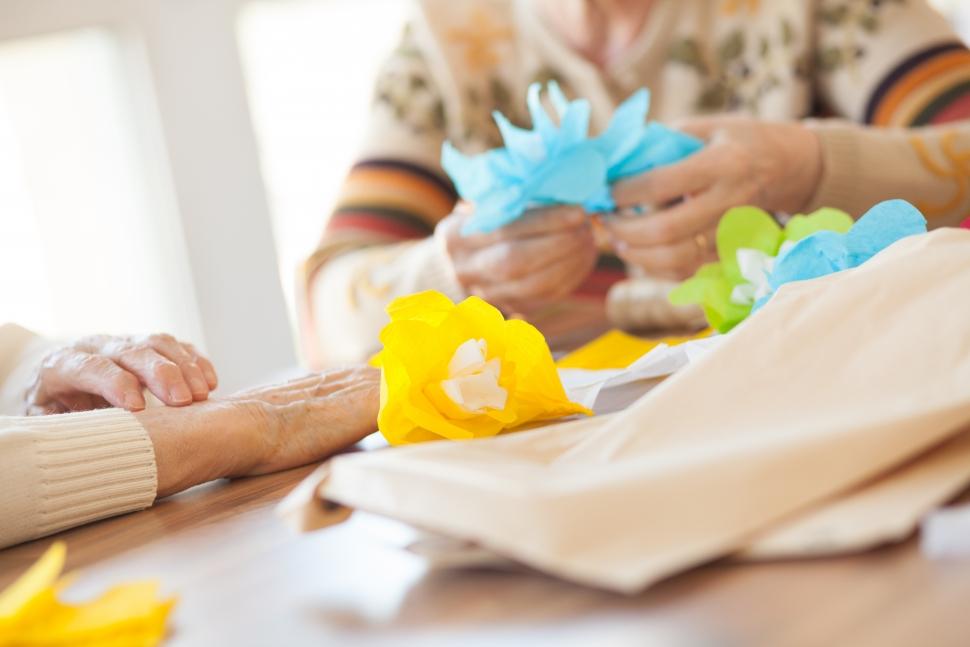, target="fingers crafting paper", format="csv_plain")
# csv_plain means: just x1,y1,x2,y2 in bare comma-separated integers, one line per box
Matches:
442,82,703,235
